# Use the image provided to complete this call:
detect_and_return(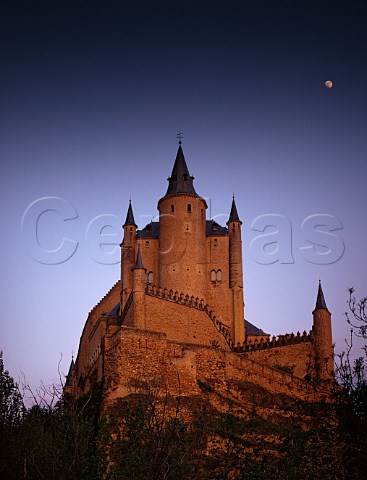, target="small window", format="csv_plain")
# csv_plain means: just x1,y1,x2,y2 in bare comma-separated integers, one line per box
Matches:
145,241,150,247
217,269,222,282
210,269,222,284
182,174,187,181
130,227,133,232
187,204,191,213
213,238,218,246
148,271,153,283
171,204,174,213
